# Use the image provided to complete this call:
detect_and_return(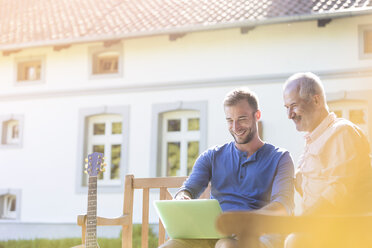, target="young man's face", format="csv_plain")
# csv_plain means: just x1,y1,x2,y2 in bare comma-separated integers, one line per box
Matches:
283,86,318,132
224,100,258,144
